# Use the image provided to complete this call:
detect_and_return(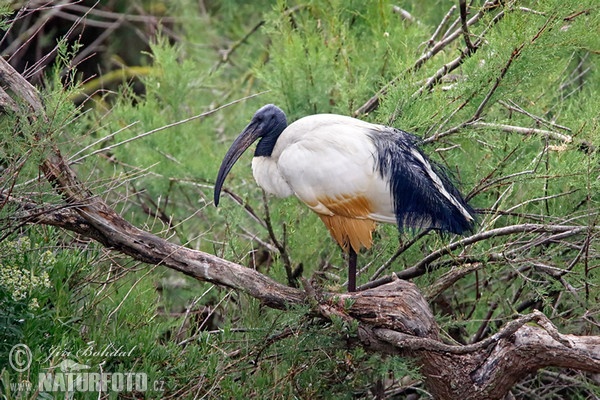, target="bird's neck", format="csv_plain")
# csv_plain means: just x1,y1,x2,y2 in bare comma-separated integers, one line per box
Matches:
254,120,287,157
254,135,278,157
